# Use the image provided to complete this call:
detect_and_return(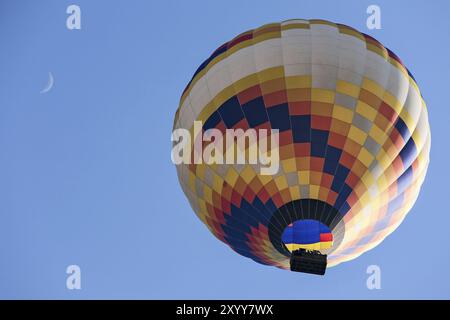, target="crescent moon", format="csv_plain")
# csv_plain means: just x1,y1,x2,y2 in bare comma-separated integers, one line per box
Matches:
40,72,54,94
